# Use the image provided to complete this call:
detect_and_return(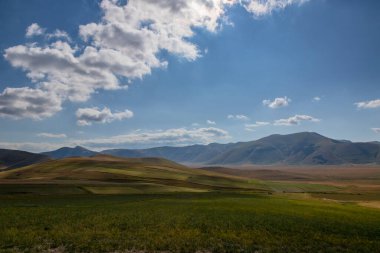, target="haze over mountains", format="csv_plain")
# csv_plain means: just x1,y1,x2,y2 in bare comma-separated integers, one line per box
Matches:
40,132,380,165
1,132,380,168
